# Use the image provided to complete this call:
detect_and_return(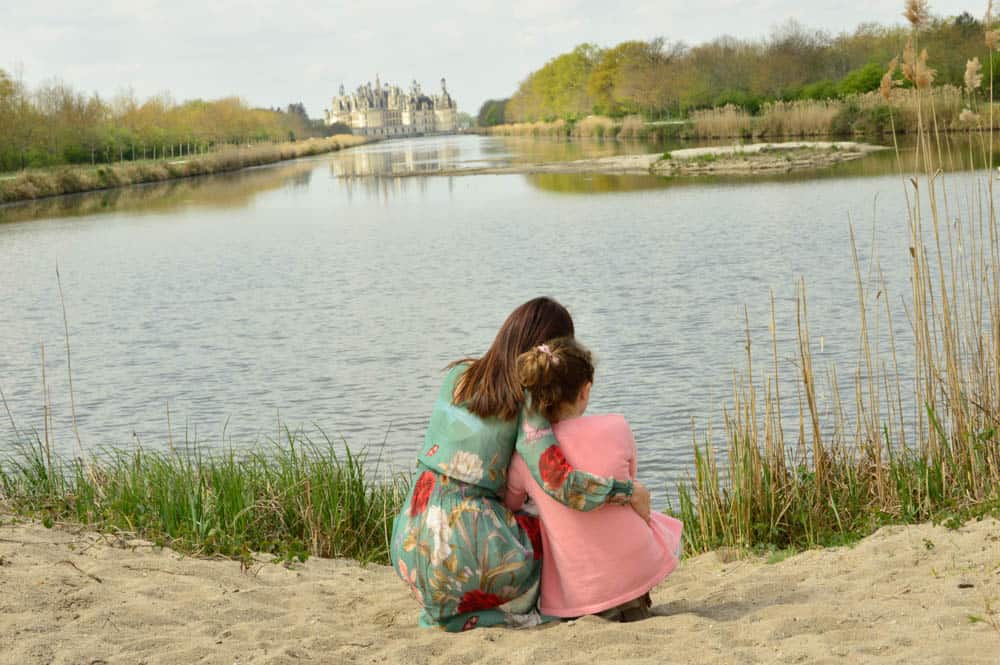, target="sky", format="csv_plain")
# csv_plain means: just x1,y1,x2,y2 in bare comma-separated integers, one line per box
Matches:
0,0,983,120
